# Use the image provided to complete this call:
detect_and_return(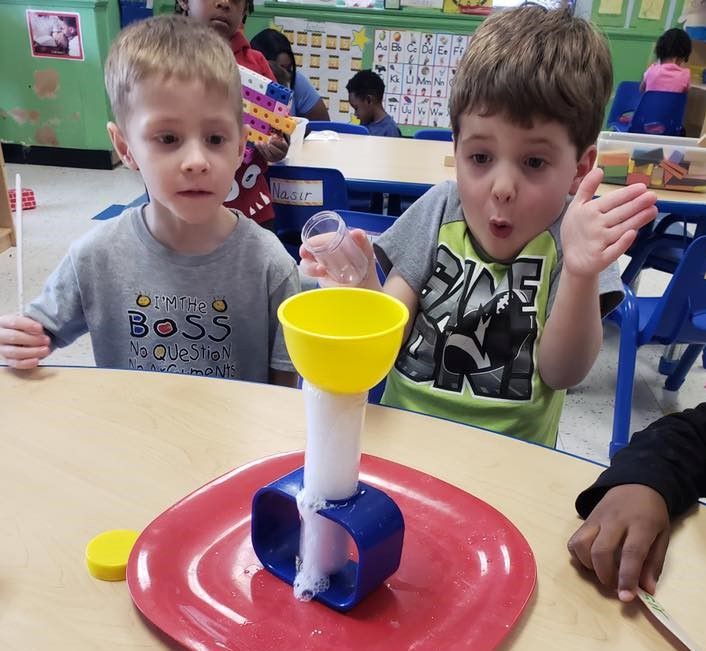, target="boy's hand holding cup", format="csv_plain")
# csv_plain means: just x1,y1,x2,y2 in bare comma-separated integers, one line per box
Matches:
299,211,377,288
